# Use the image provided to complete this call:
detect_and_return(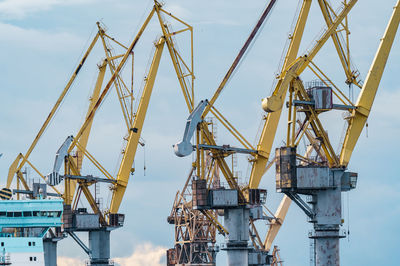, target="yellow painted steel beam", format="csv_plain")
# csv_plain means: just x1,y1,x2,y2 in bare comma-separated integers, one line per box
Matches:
293,79,339,165
98,23,133,130
202,0,278,118
19,154,61,195
65,156,80,204
7,153,23,188
155,3,195,112
201,209,228,236
16,171,30,193
264,195,291,251
76,60,107,160
109,37,166,214
340,0,400,166
250,219,265,250
307,60,354,106
263,0,357,110
67,60,108,202
252,0,356,188
318,0,355,84
264,129,327,251
157,5,195,105
209,106,255,150
74,141,114,181
69,8,156,153
80,183,106,225
6,33,100,189
248,0,312,189
200,122,245,202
